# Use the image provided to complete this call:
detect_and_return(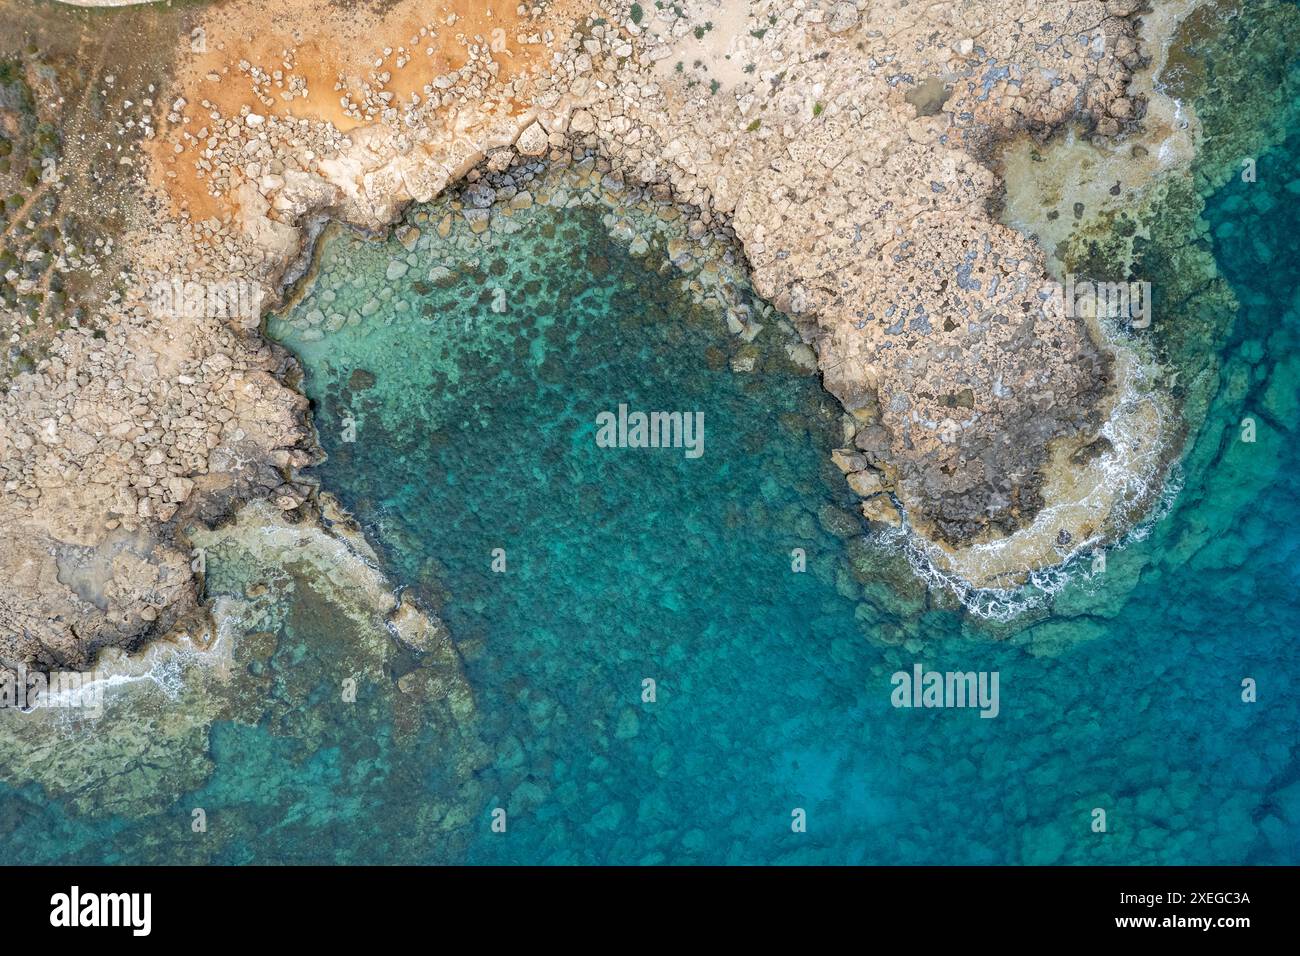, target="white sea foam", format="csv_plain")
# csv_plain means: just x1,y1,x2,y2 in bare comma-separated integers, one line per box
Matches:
37,605,242,730
880,323,1180,622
